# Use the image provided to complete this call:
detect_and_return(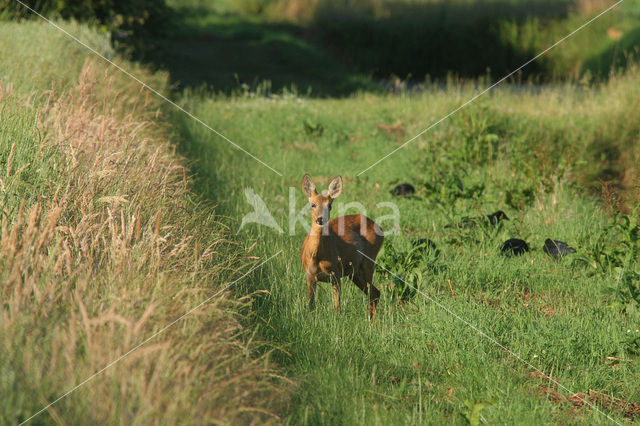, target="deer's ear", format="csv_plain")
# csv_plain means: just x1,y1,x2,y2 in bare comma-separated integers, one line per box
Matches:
302,174,317,197
327,176,343,199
